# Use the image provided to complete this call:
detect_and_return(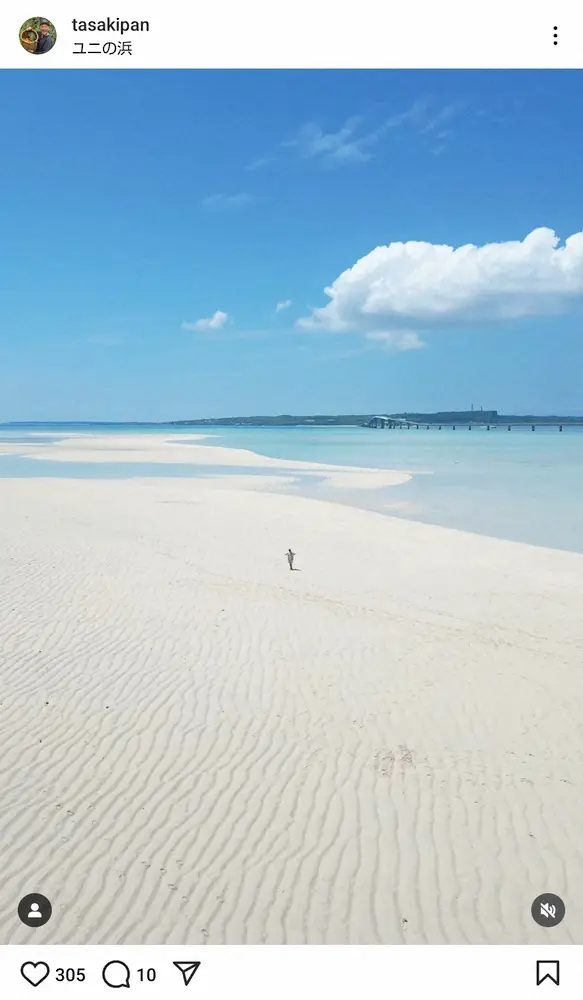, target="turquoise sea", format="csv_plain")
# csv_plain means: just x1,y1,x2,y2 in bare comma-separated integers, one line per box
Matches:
0,423,582,555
